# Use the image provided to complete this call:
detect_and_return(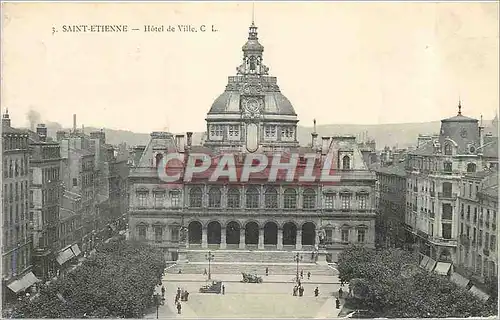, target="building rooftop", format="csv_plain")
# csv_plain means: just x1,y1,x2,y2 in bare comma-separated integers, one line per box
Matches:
371,161,406,177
